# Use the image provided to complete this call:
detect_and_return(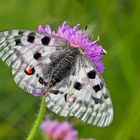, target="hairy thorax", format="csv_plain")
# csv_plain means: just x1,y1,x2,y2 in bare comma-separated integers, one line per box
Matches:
43,46,80,86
